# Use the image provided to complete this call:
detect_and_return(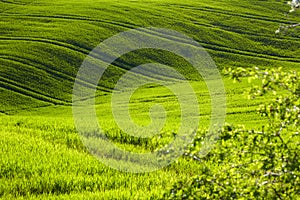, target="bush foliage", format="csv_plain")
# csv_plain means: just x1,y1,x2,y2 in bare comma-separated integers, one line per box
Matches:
163,67,300,199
